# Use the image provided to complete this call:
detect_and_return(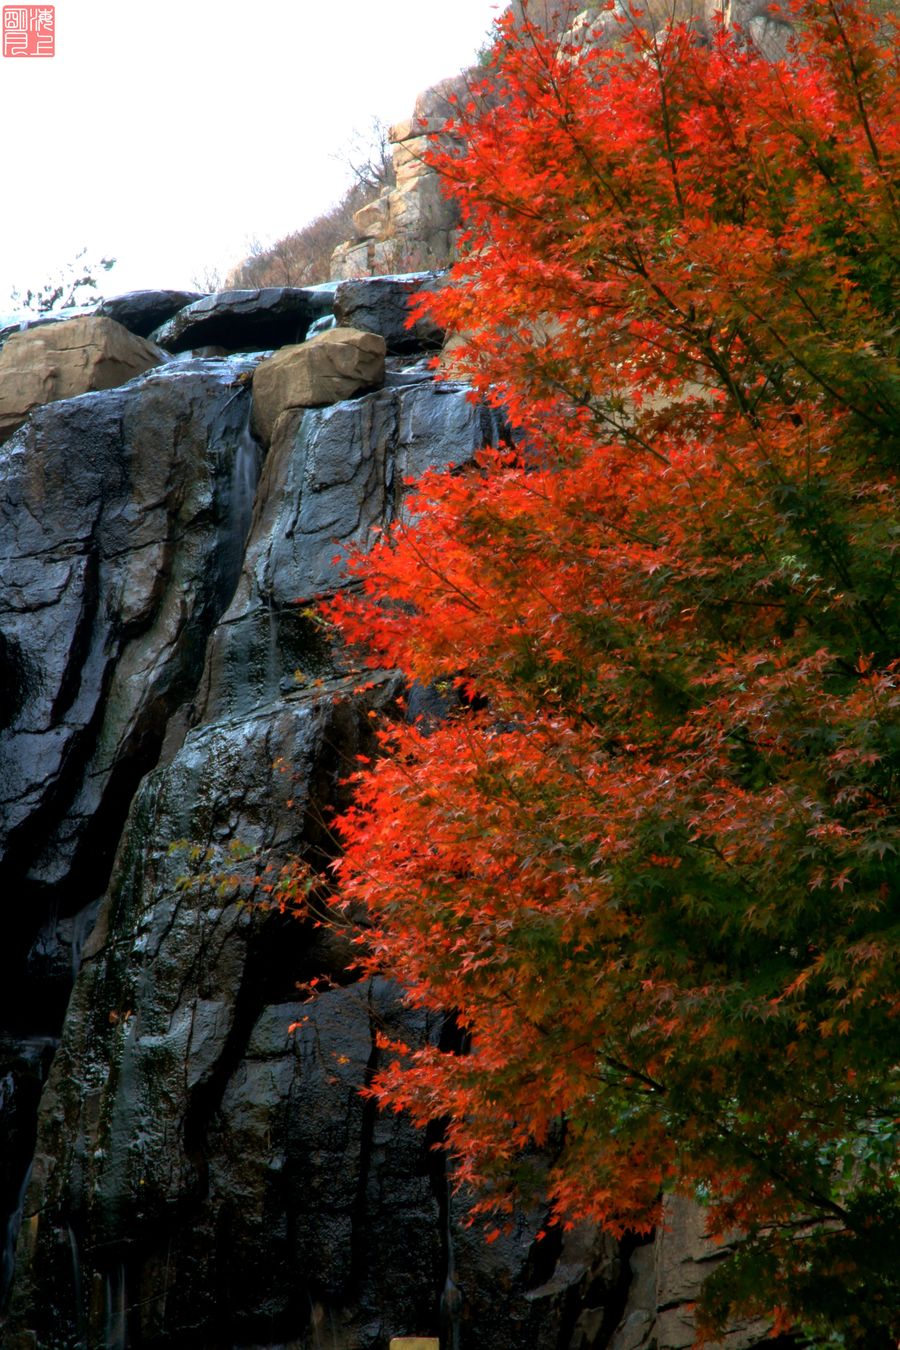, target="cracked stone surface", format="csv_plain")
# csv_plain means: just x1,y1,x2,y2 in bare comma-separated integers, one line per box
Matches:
0,357,262,918
3,332,613,1346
